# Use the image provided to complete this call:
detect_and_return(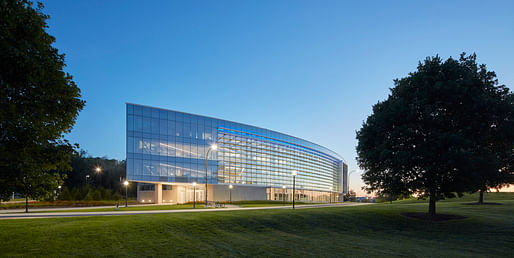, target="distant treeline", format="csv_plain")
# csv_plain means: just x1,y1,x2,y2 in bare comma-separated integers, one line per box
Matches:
58,150,136,200
58,186,122,201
